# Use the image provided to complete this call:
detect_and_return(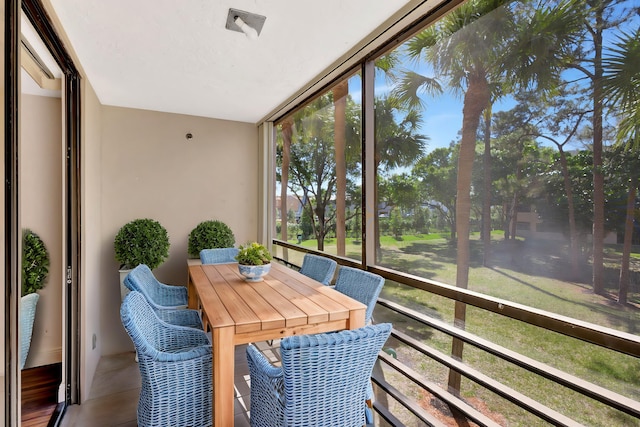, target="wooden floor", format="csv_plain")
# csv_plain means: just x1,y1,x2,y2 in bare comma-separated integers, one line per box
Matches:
21,363,62,427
